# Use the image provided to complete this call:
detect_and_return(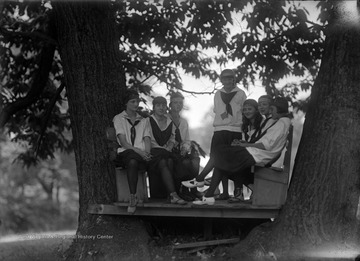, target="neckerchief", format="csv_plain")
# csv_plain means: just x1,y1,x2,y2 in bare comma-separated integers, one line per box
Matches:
149,116,172,146
250,117,272,142
126,119,141,146
245,126,260,143
252,118,282,143
220,91,237,116
171,119,182,152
